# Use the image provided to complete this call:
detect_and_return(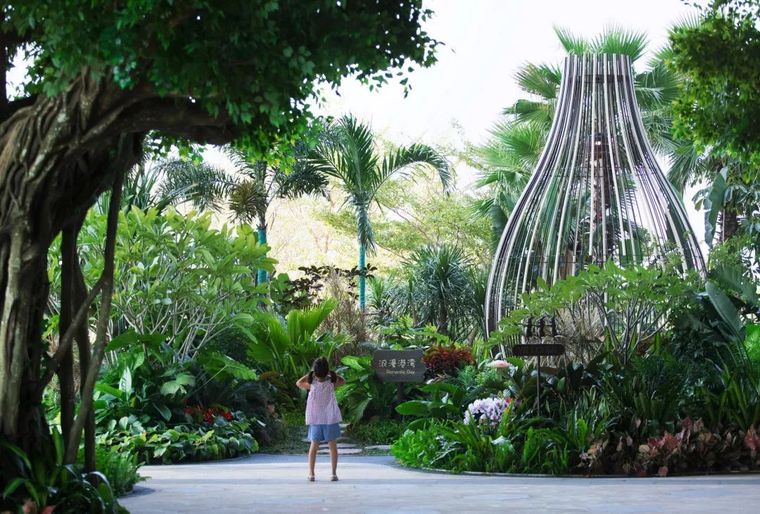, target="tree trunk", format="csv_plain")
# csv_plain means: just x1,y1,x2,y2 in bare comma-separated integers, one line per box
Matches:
73,255,97,472
358,242,367,311
0,80,139,452
0,70,236,456
256,222,268,285
58,223,80,450
65,172,124,462
721,209,739,242
0,226,50,452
